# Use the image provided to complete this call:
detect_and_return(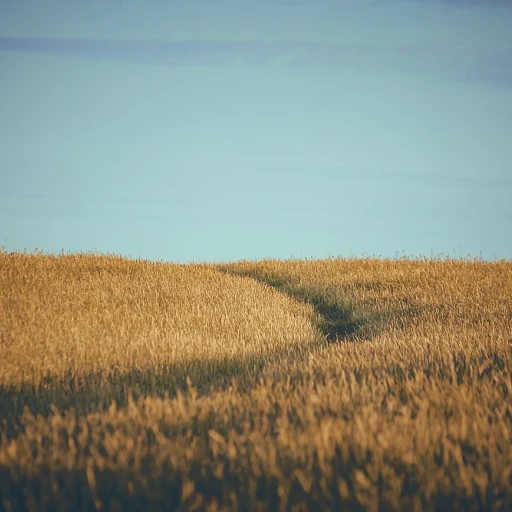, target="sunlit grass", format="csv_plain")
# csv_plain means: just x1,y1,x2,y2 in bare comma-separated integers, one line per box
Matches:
0,251,322,385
